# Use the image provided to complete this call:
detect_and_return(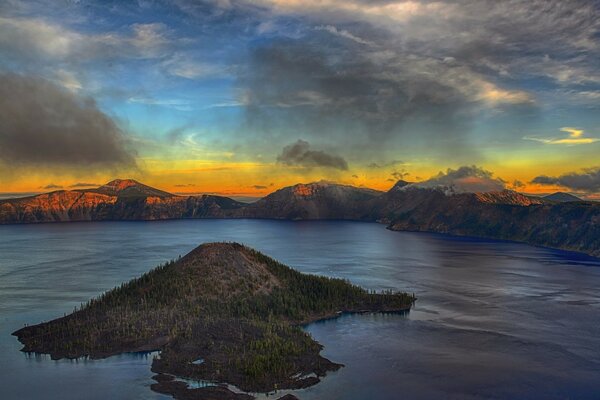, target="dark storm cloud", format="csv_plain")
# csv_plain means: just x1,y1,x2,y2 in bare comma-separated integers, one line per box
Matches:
532,167,600,192
222,0,600,163
240,37,470,142
0,73,135,167
277,140,348,170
